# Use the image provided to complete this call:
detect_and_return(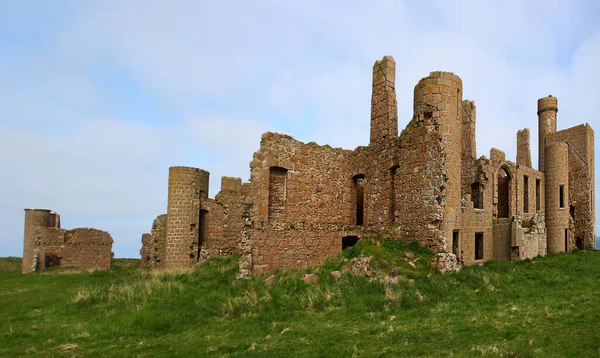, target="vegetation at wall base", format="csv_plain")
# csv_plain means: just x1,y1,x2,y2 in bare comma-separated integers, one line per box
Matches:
2,240,600,357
